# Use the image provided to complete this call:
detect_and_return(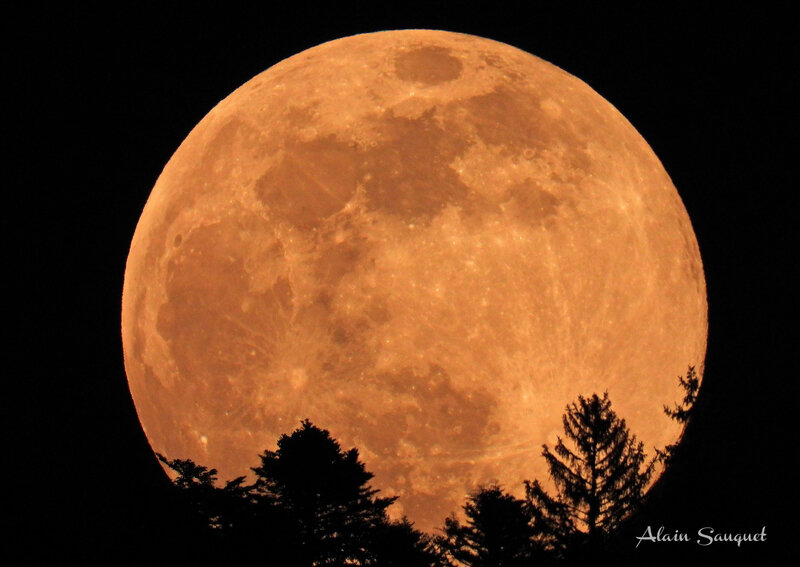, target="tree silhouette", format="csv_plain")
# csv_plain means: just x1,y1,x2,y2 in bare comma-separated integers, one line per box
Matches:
657,365,700,465
159,421,439,565
438,484,539,567
664,365,700,423
525,392,655,556
372,518,443,567
156,453,249,534
251,419,434,566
